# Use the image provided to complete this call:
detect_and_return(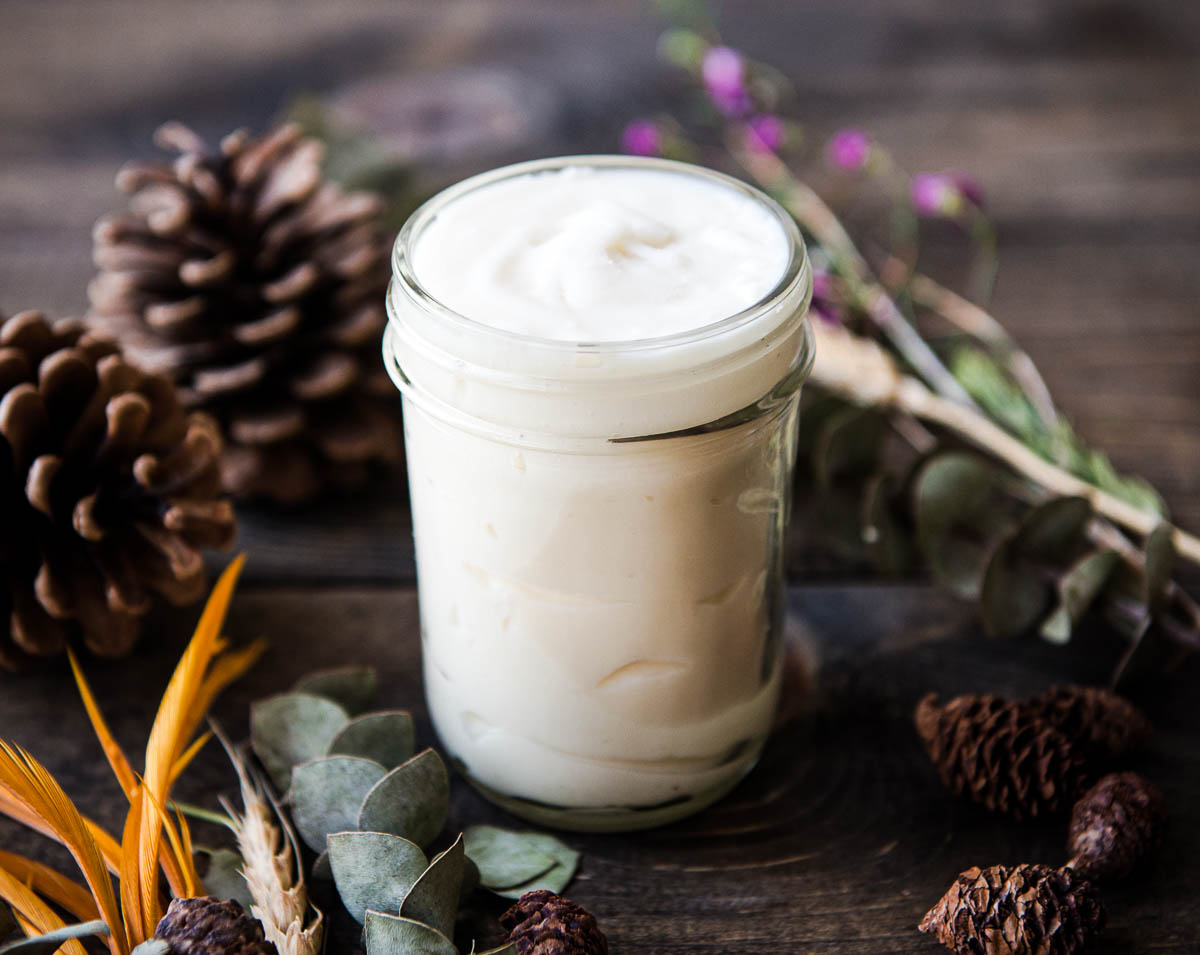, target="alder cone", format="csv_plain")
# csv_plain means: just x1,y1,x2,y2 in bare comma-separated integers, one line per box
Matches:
0,311,235,669
501,890,609,955
1026,685,1152,763
1068,771,1166,881
919,864,1104,954
88,121,401,505
914,693,1088,819
155,897,274,954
